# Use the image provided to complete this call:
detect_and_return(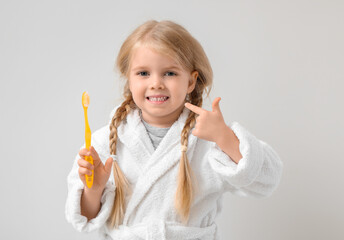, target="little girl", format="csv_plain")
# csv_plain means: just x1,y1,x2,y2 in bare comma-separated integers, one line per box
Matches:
65,20,283,240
